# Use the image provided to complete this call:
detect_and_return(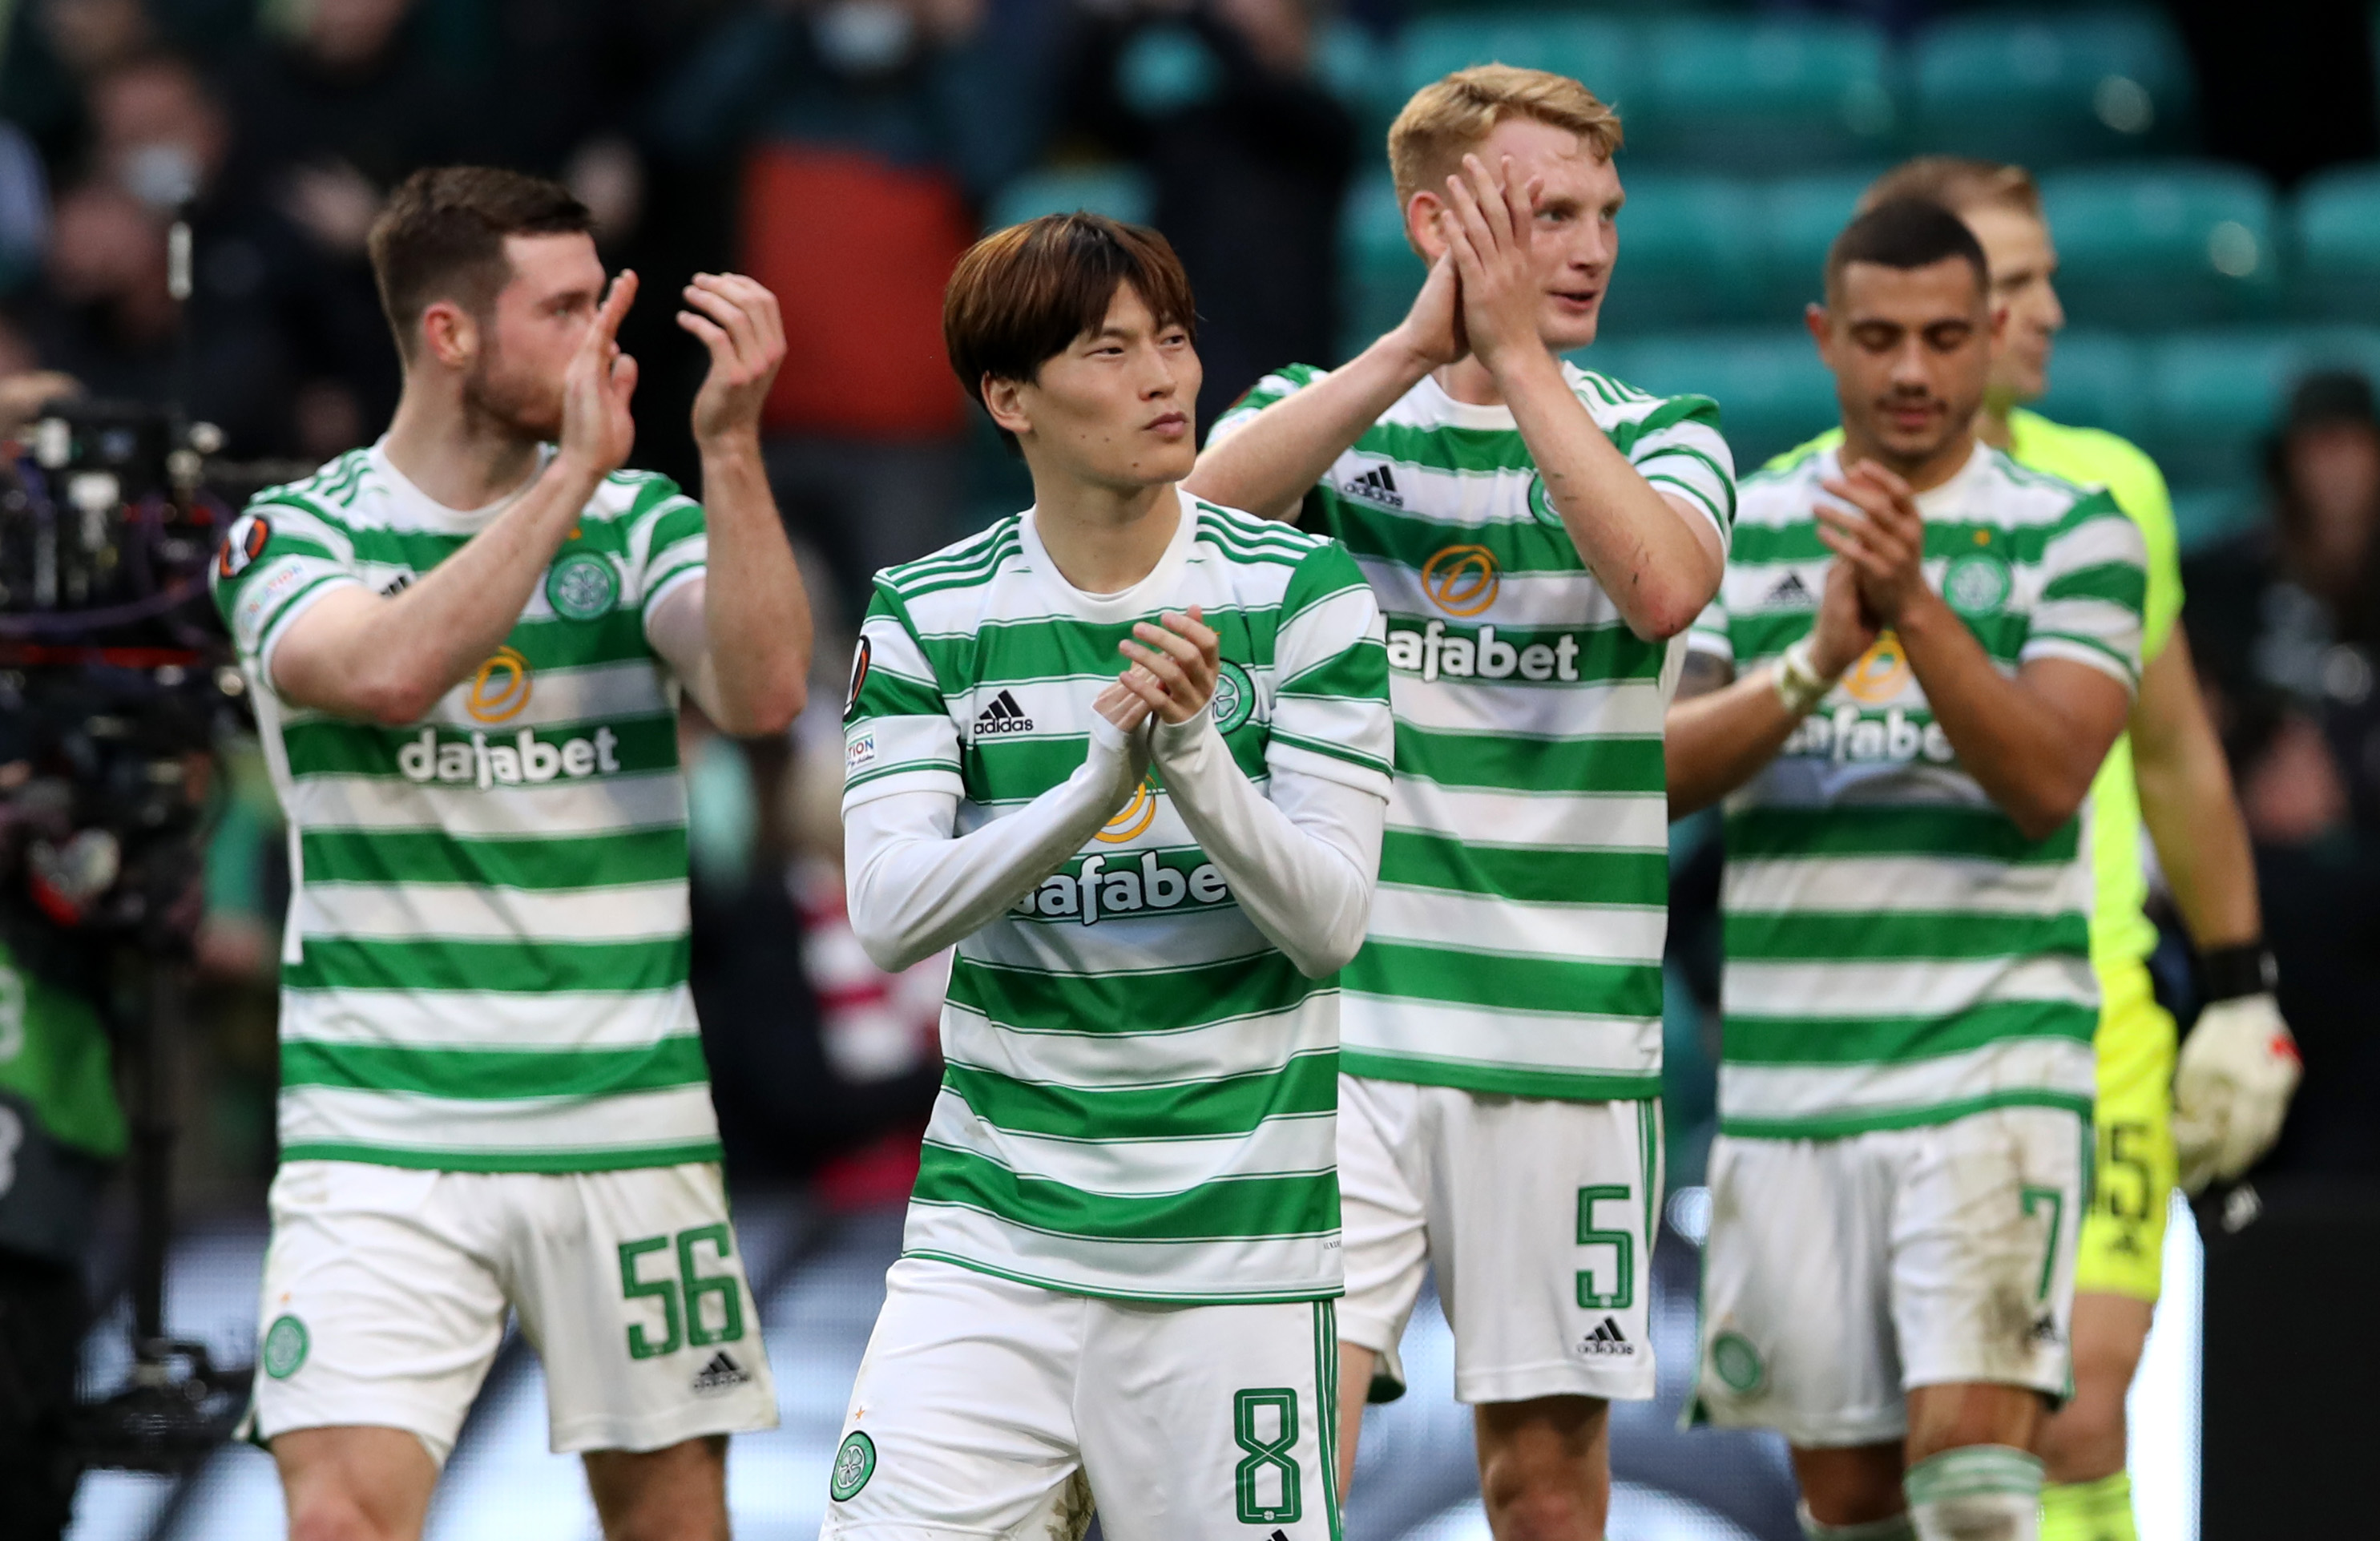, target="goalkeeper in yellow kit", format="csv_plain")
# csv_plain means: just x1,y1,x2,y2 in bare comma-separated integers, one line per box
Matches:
1785,158,2304,1541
